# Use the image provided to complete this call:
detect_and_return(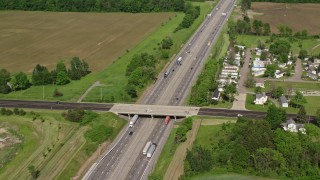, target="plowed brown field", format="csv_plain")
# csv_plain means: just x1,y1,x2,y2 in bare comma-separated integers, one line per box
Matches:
0,11,173,72
250,2,320,35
